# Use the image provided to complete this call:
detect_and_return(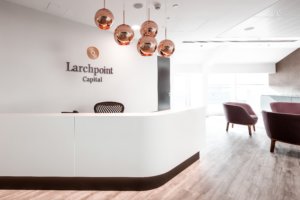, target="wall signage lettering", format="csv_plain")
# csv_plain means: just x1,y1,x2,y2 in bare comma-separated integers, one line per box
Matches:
66,62,113,84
